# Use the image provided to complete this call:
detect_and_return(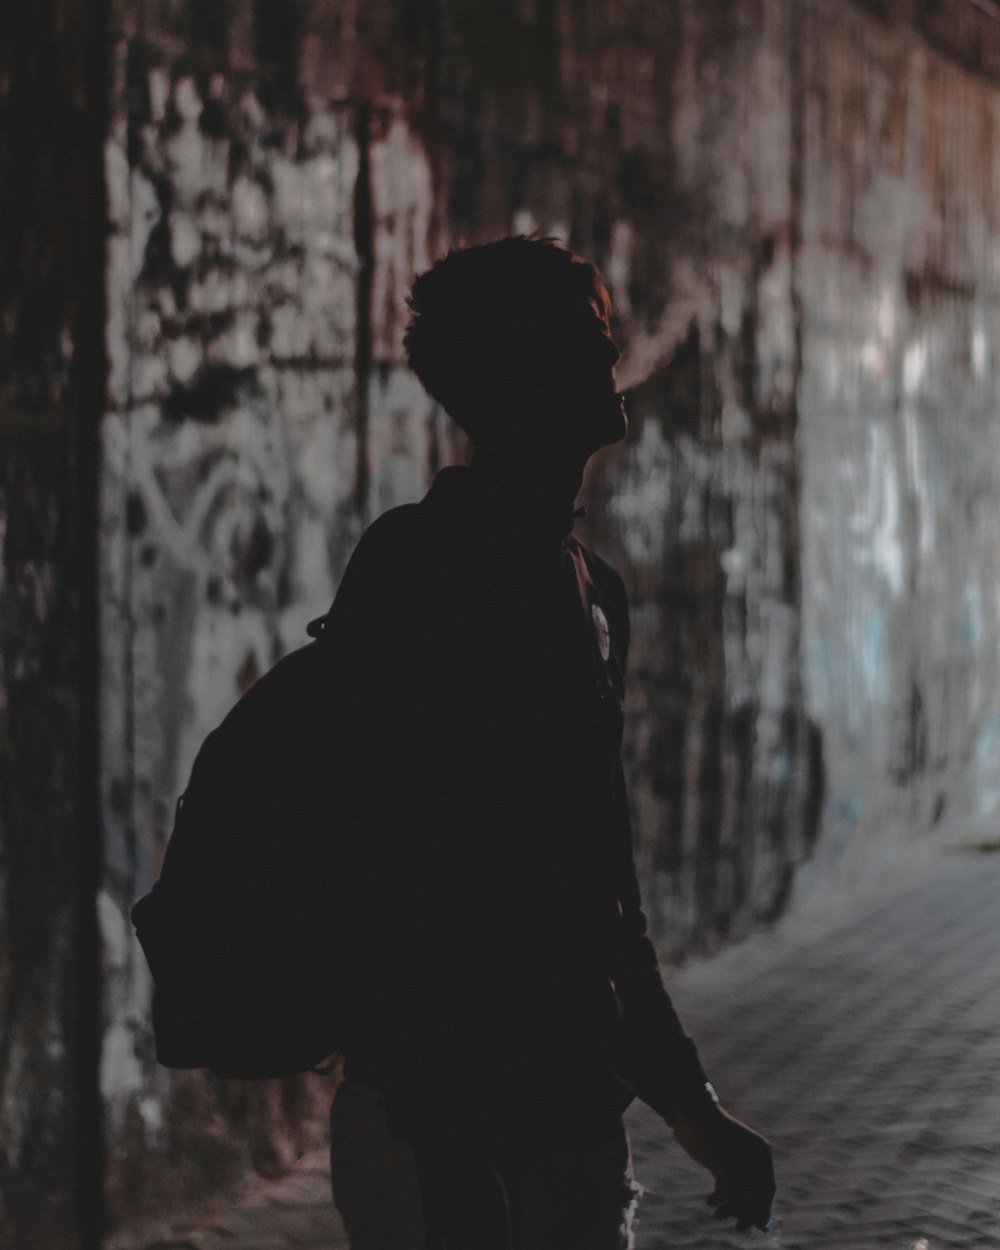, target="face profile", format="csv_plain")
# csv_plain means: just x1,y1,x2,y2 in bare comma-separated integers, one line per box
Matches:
550,299,628,457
